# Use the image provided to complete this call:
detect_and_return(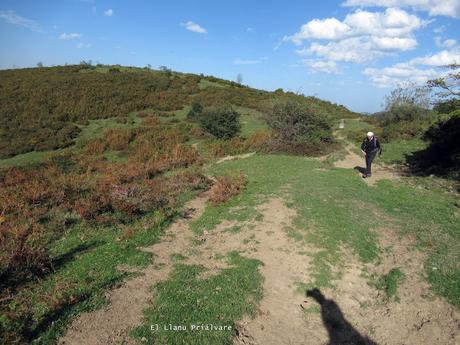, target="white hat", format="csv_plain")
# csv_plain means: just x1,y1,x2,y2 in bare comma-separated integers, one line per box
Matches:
367,131,374,137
